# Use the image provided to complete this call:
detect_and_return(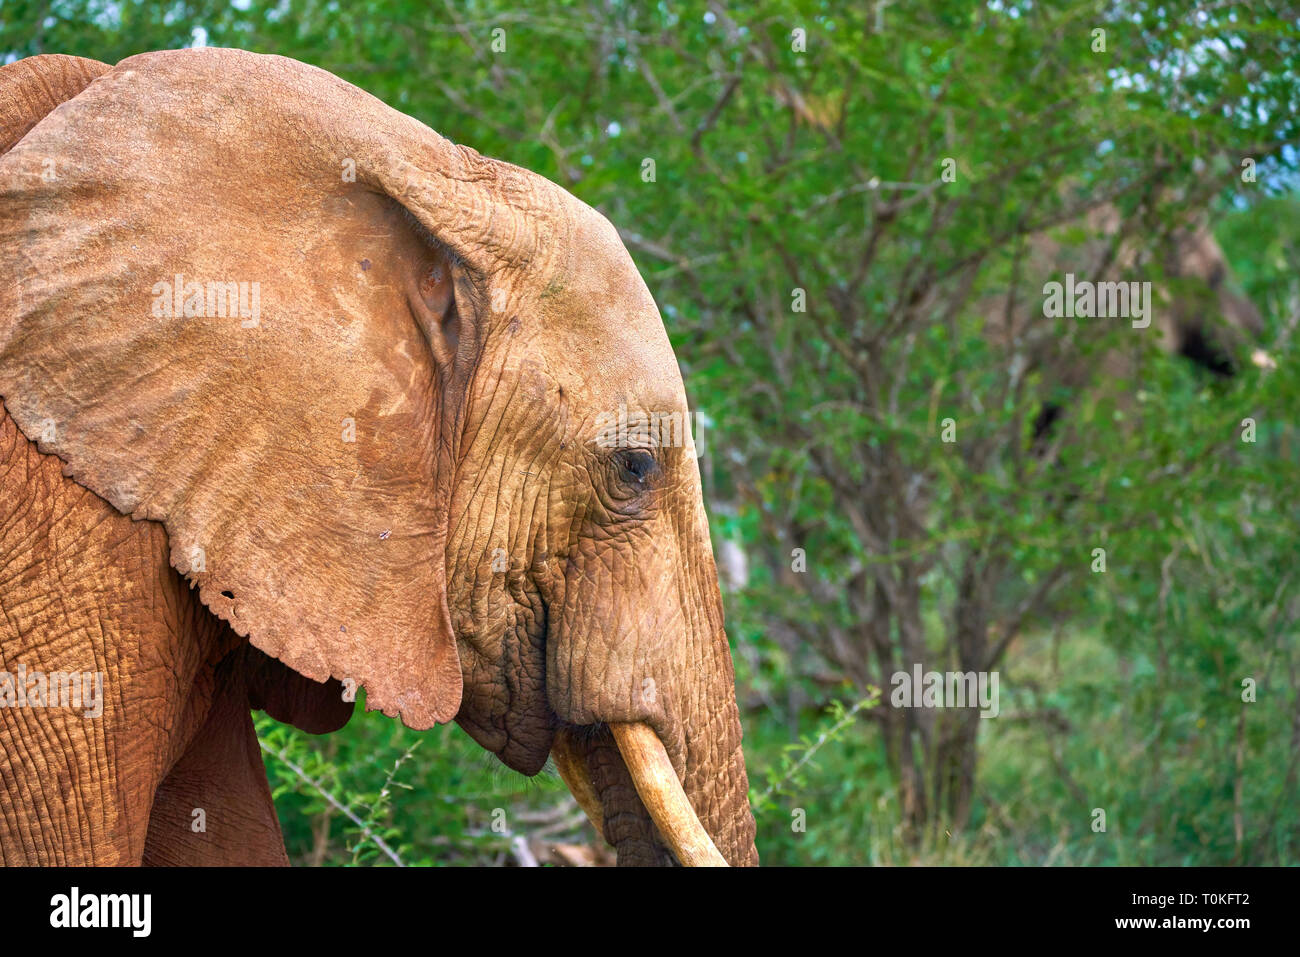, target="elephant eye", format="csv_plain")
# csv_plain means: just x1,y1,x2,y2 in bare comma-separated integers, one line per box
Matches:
612,448,659,487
